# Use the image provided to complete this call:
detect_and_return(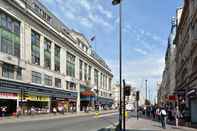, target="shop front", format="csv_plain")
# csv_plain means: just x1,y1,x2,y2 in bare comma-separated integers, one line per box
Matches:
187,89,197,124
0,79,77,115
0,92,17,116
80,84,95,111
98,97,113,110
51,93,77,113
18,94,50,114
